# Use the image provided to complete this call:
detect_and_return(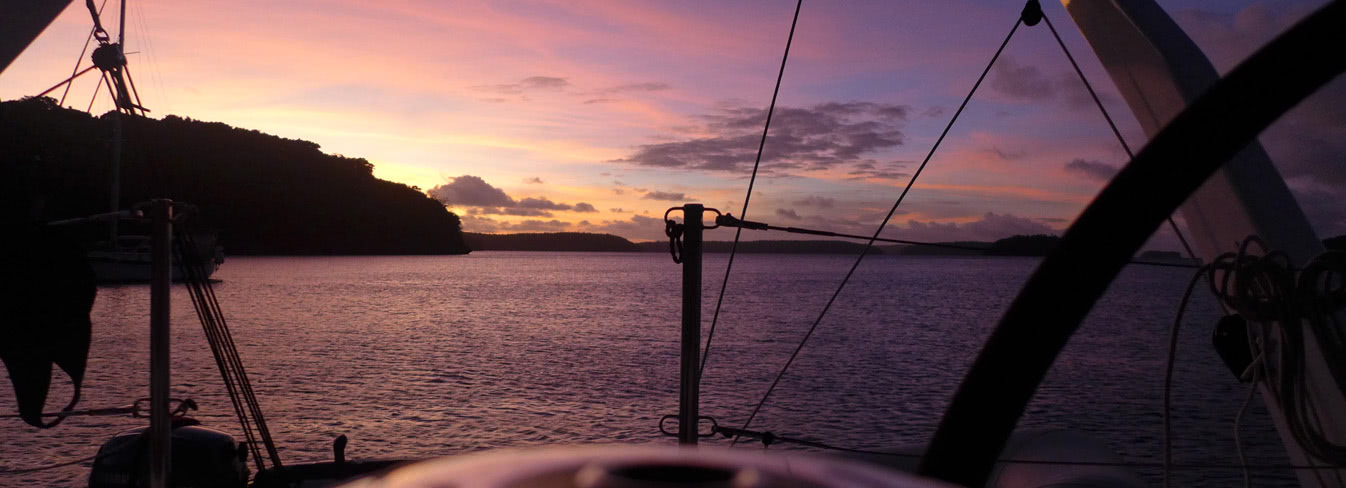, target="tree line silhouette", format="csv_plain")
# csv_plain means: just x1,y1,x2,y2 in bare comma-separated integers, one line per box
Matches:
1,97,468,255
